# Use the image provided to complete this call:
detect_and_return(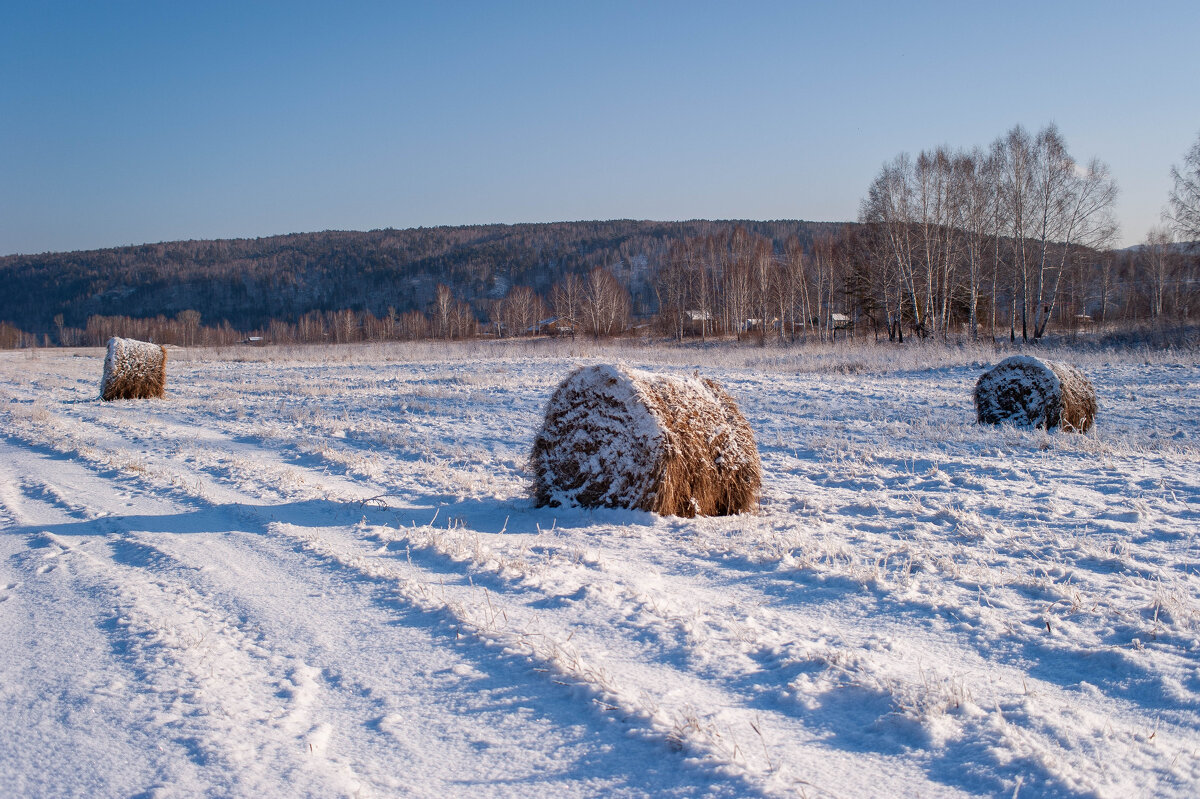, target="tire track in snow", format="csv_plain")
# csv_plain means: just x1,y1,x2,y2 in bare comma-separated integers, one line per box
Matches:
0,450,360,797
0,391,1180,796
47,531,349,795
0,437,752,798
273,516,983,799
326,512,1195,798
270,520,836,799
4,350,1199,798
94,514,742,798
0,411,813,795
